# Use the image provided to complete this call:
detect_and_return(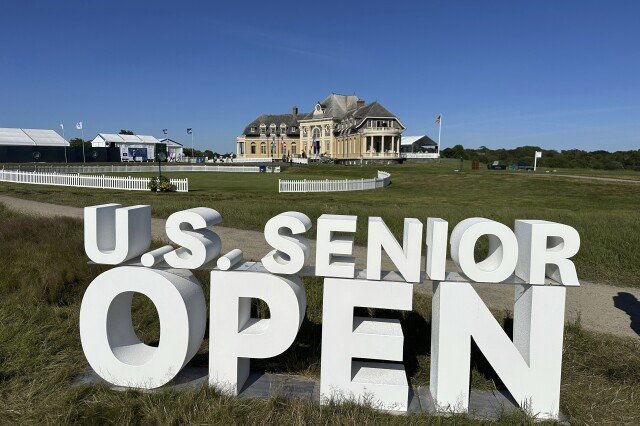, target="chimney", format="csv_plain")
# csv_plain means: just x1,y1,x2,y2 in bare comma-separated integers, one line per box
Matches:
357,99,365,108
292,106,298,116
